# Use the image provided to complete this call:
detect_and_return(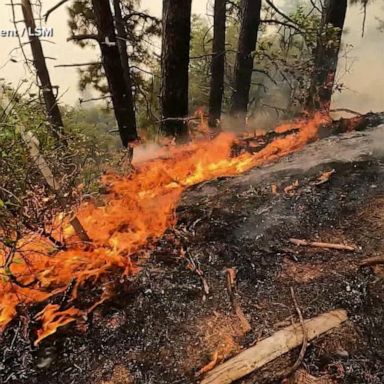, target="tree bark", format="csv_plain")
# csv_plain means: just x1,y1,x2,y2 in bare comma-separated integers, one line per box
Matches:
91,0,138,147
160,0,192,141
229,0,262,123
208,0,227,129
306,0,348,113
21,0,65,143
112,0,137,140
